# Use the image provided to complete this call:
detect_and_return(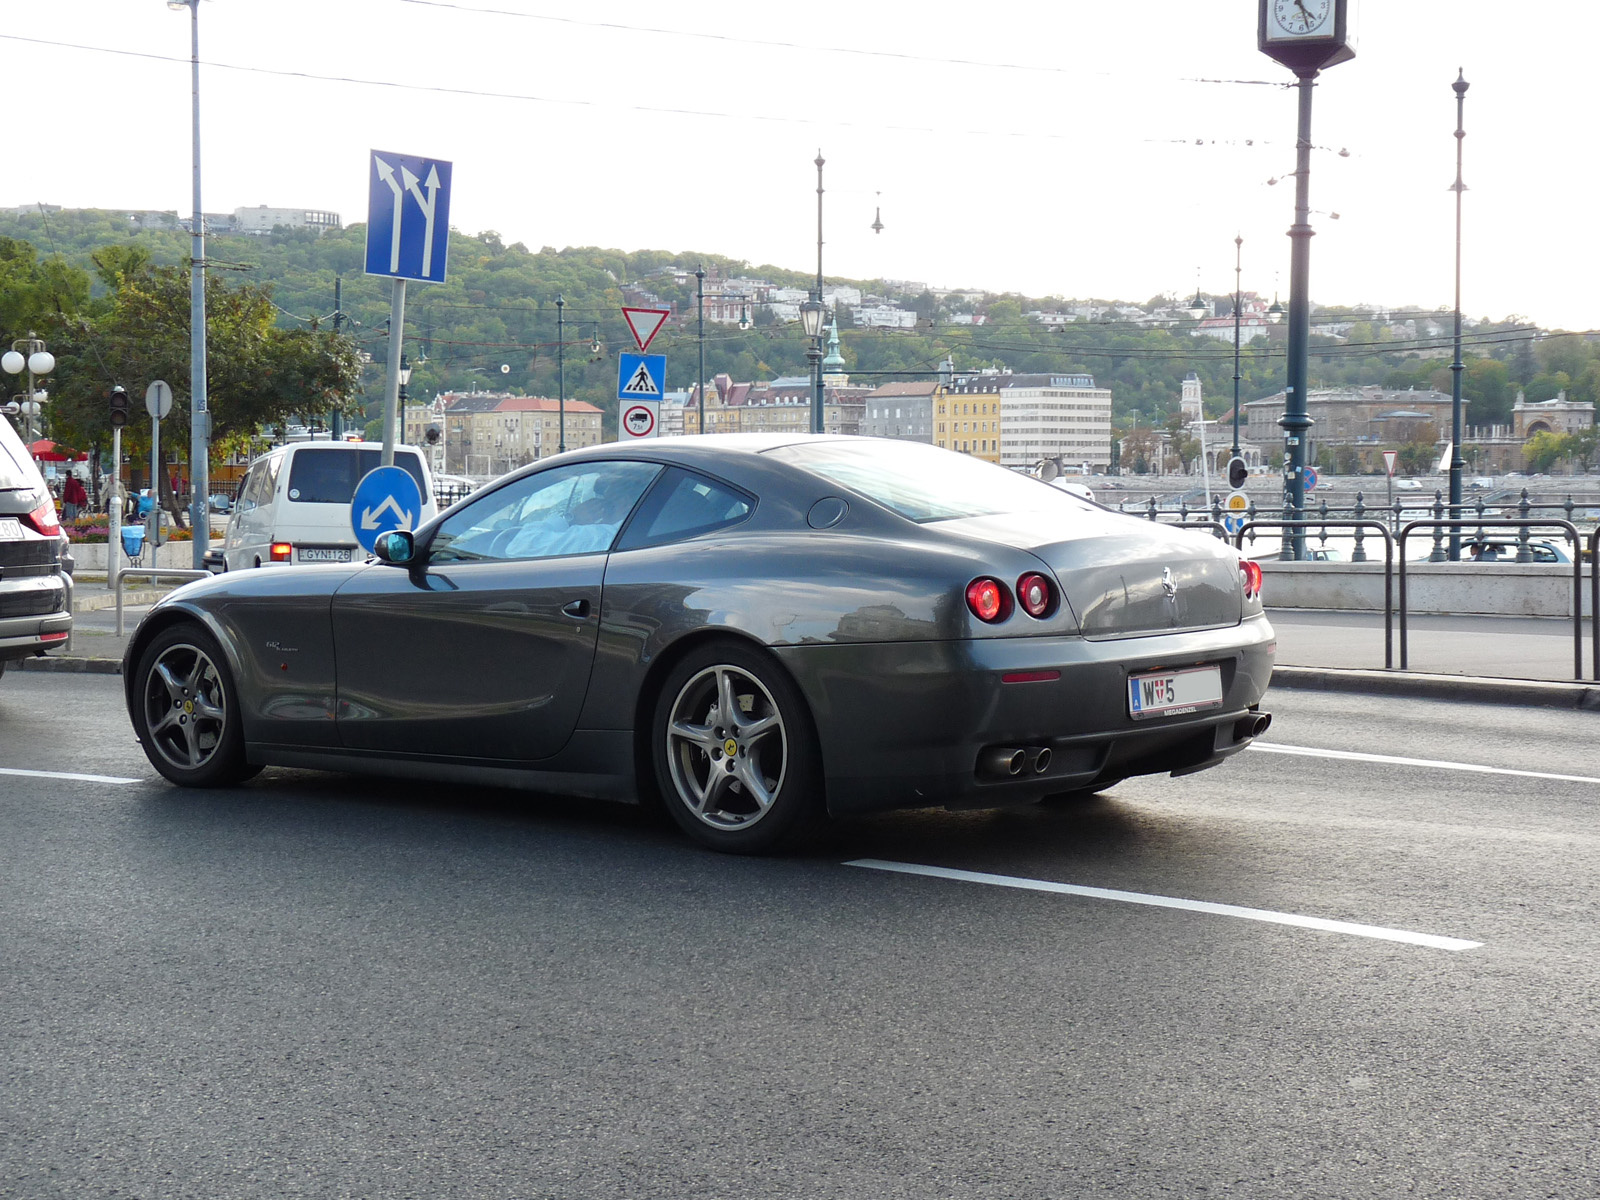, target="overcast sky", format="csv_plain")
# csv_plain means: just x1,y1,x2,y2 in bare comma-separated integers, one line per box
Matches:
9,1,1596,330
